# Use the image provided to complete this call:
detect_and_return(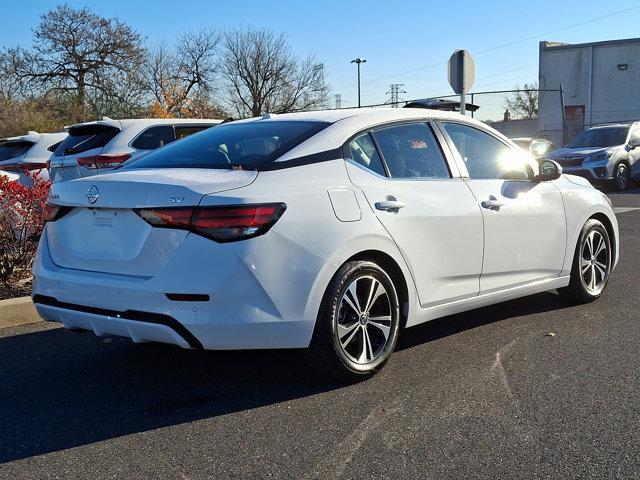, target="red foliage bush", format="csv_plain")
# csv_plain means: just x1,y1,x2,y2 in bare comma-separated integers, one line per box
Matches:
0,171,50,283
